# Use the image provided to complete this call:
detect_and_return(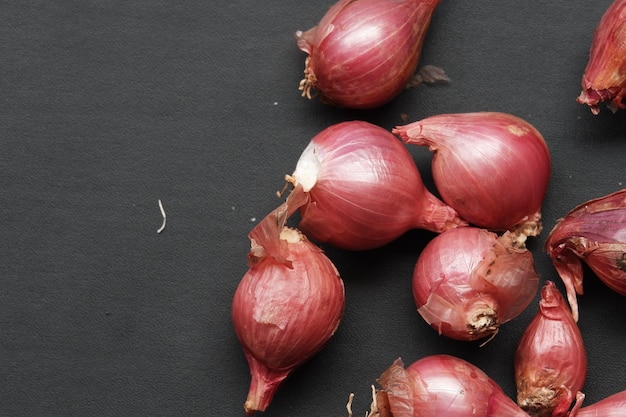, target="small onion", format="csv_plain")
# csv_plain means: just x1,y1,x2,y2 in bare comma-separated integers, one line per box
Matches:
413,226,539,341
394,112,551,238
361,355,529,417
577,0,626,114
232,194,345,415
515,281,587,417
544,188,626,322
296,0,444,109
284,121,466,251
